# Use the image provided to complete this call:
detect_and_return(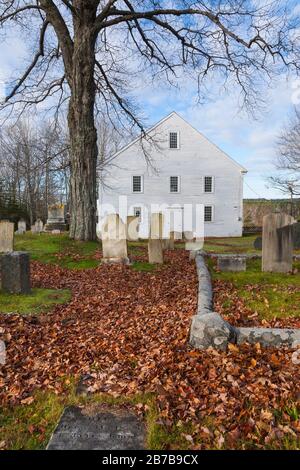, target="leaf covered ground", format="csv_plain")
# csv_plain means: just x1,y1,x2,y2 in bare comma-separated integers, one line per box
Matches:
0,247,300,449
